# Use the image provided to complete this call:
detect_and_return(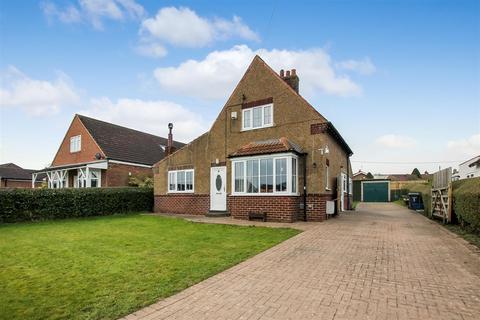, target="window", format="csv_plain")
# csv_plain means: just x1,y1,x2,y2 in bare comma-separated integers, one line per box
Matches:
325,164,330,190
90,170,100,188
168,172,176,191
70,135,81,153
232,154,298,195
275,158,287,192
260,159,273,193
264,105,272,125
243,109,251,129
246,160,259,193
292,158,297,193
168,169,194,193
234,162,245,192
242,104,274,131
